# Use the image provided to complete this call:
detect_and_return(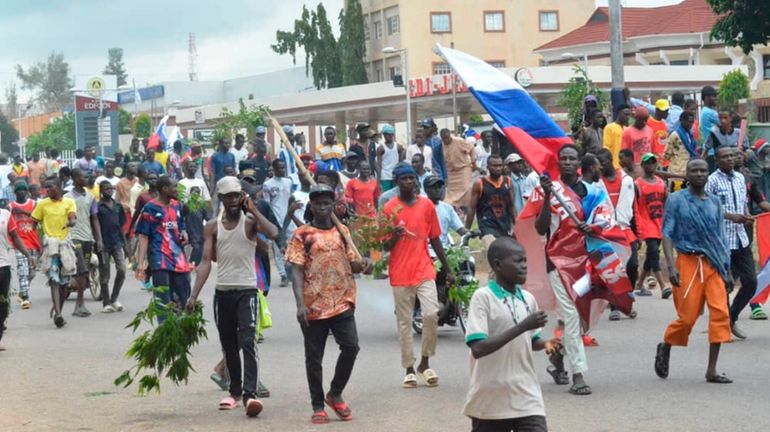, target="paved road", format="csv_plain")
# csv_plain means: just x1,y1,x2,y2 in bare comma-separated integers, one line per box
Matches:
1,270,768,432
